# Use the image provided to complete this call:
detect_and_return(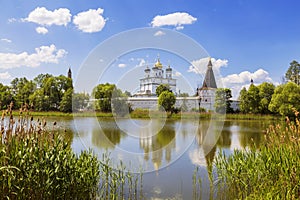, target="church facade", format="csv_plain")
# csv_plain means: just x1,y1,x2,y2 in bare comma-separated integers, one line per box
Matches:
134,58,176,96
128,57,232,112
